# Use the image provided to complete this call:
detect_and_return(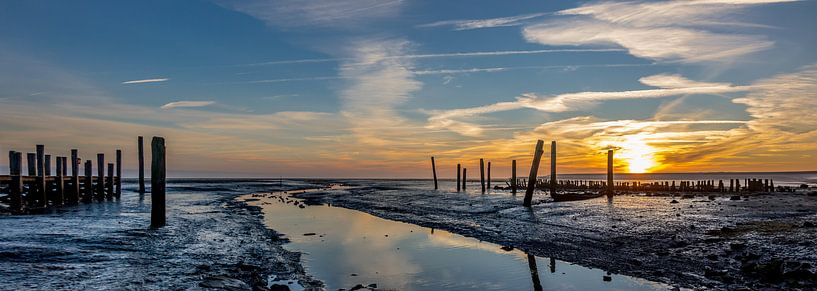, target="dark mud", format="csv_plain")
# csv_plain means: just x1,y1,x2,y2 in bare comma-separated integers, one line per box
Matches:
294,179,817,290
0,180,324,290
